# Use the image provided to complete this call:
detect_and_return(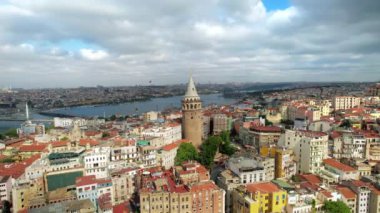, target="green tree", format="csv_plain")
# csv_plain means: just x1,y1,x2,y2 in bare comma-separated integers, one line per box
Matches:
2,200,11,213
219,131,236,156
0,133,5,140
311,199,316,213
175,143,198,166
198,136,222,168
4,128,18,138
322,201,351,213
60,136,69,141
0,158,15,163
102,132,110,138
339,119,352,129
110,115,117,121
